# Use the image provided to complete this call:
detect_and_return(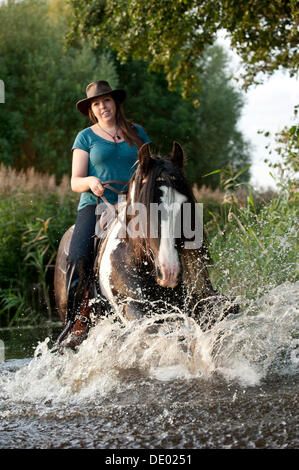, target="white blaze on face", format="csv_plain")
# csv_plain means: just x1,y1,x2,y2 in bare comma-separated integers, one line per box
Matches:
157,185,187,288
